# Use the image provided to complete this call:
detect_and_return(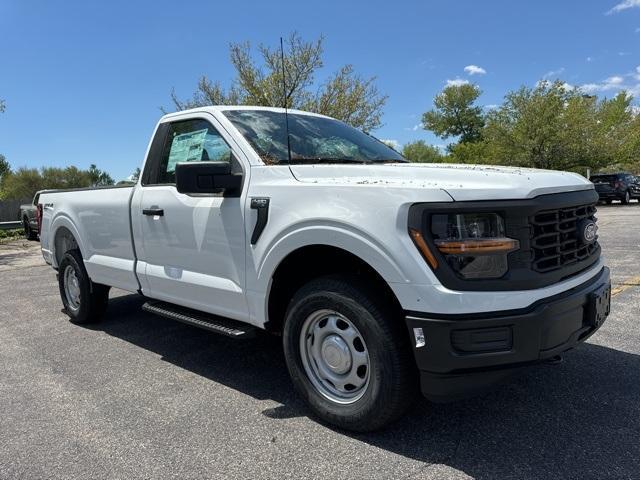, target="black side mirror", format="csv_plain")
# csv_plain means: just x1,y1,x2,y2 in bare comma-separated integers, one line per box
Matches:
175,161,242,196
